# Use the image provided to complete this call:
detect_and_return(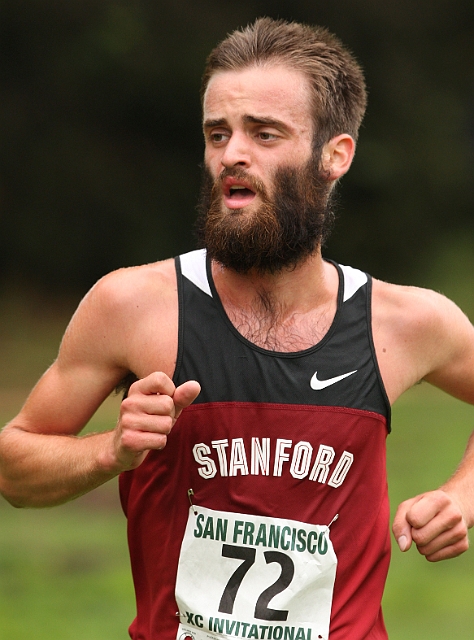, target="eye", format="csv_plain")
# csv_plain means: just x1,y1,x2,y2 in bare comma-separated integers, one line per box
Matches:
209,131,230,144
258,131,278,142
